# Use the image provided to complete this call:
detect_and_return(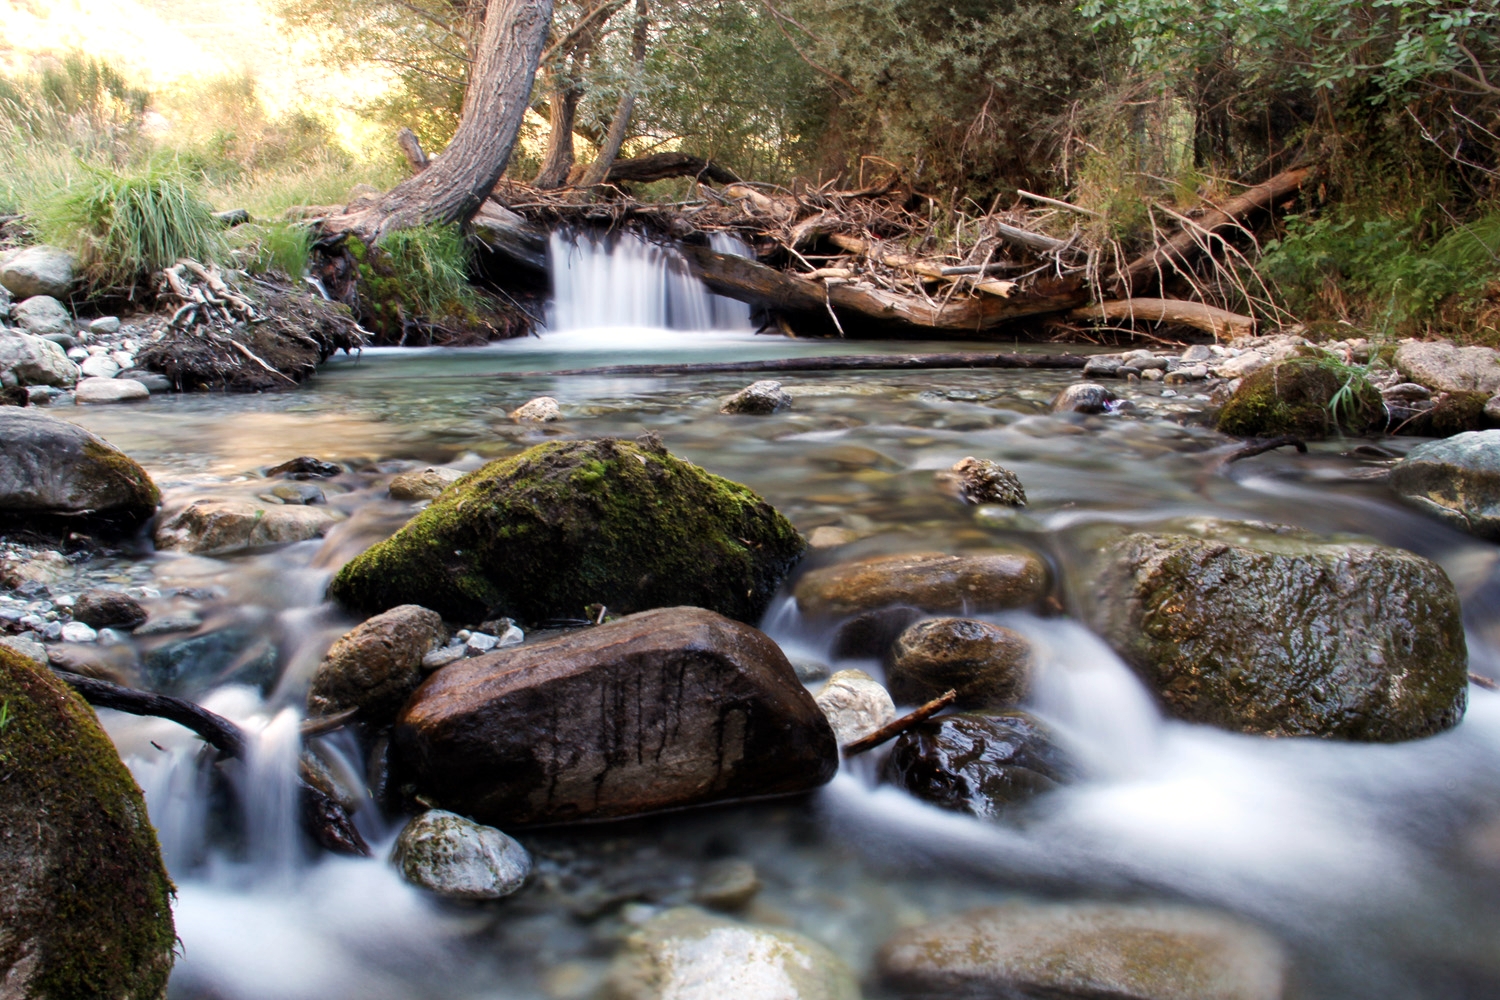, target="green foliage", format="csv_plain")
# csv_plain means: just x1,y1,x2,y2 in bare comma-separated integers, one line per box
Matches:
231,221,314,279
38,161,223,293
347,224,478,338
0,698,10,733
